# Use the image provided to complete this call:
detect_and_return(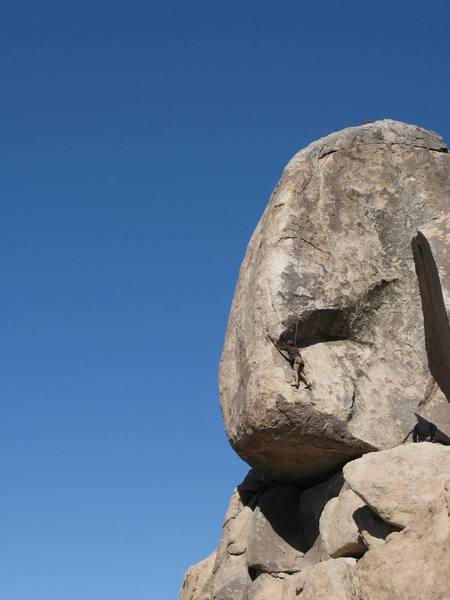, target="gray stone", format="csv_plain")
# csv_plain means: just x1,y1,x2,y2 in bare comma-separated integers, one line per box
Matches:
357,495,450,600
319,488,399,557
237,469,272,505
285,558,361,600
343,443,450,527
213,489,253,575
246,573,285,600
212,554,250,600
179,551,216,600
319,489,367,558
219,119,450,482
352,505,399,550
299,471,345,551
246,485,305,573
303,535,329,566
226,505,253,555
412,213,450,401
415,379,450,444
